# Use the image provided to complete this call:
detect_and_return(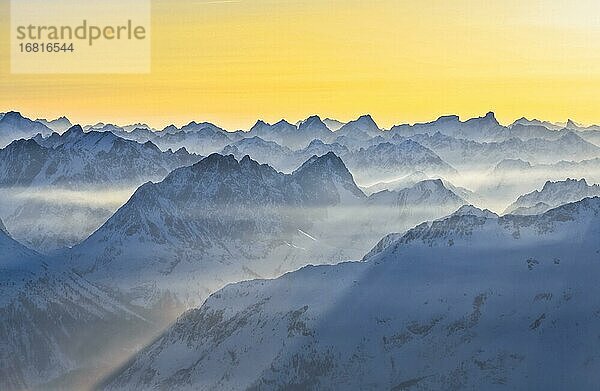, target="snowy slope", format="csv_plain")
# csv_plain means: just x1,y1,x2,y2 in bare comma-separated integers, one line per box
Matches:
361,171,430,194
504,178,600,215
348,179,468,246
335,114,381,139
0,126,201,251
362,172,480,205
296,115,335,144
342,140,458,184
68,153,466,311
104,197,600,390
67,152,367,310
0,220,151,391
483,158,600,211
323,118,345,131
0,111,53,148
